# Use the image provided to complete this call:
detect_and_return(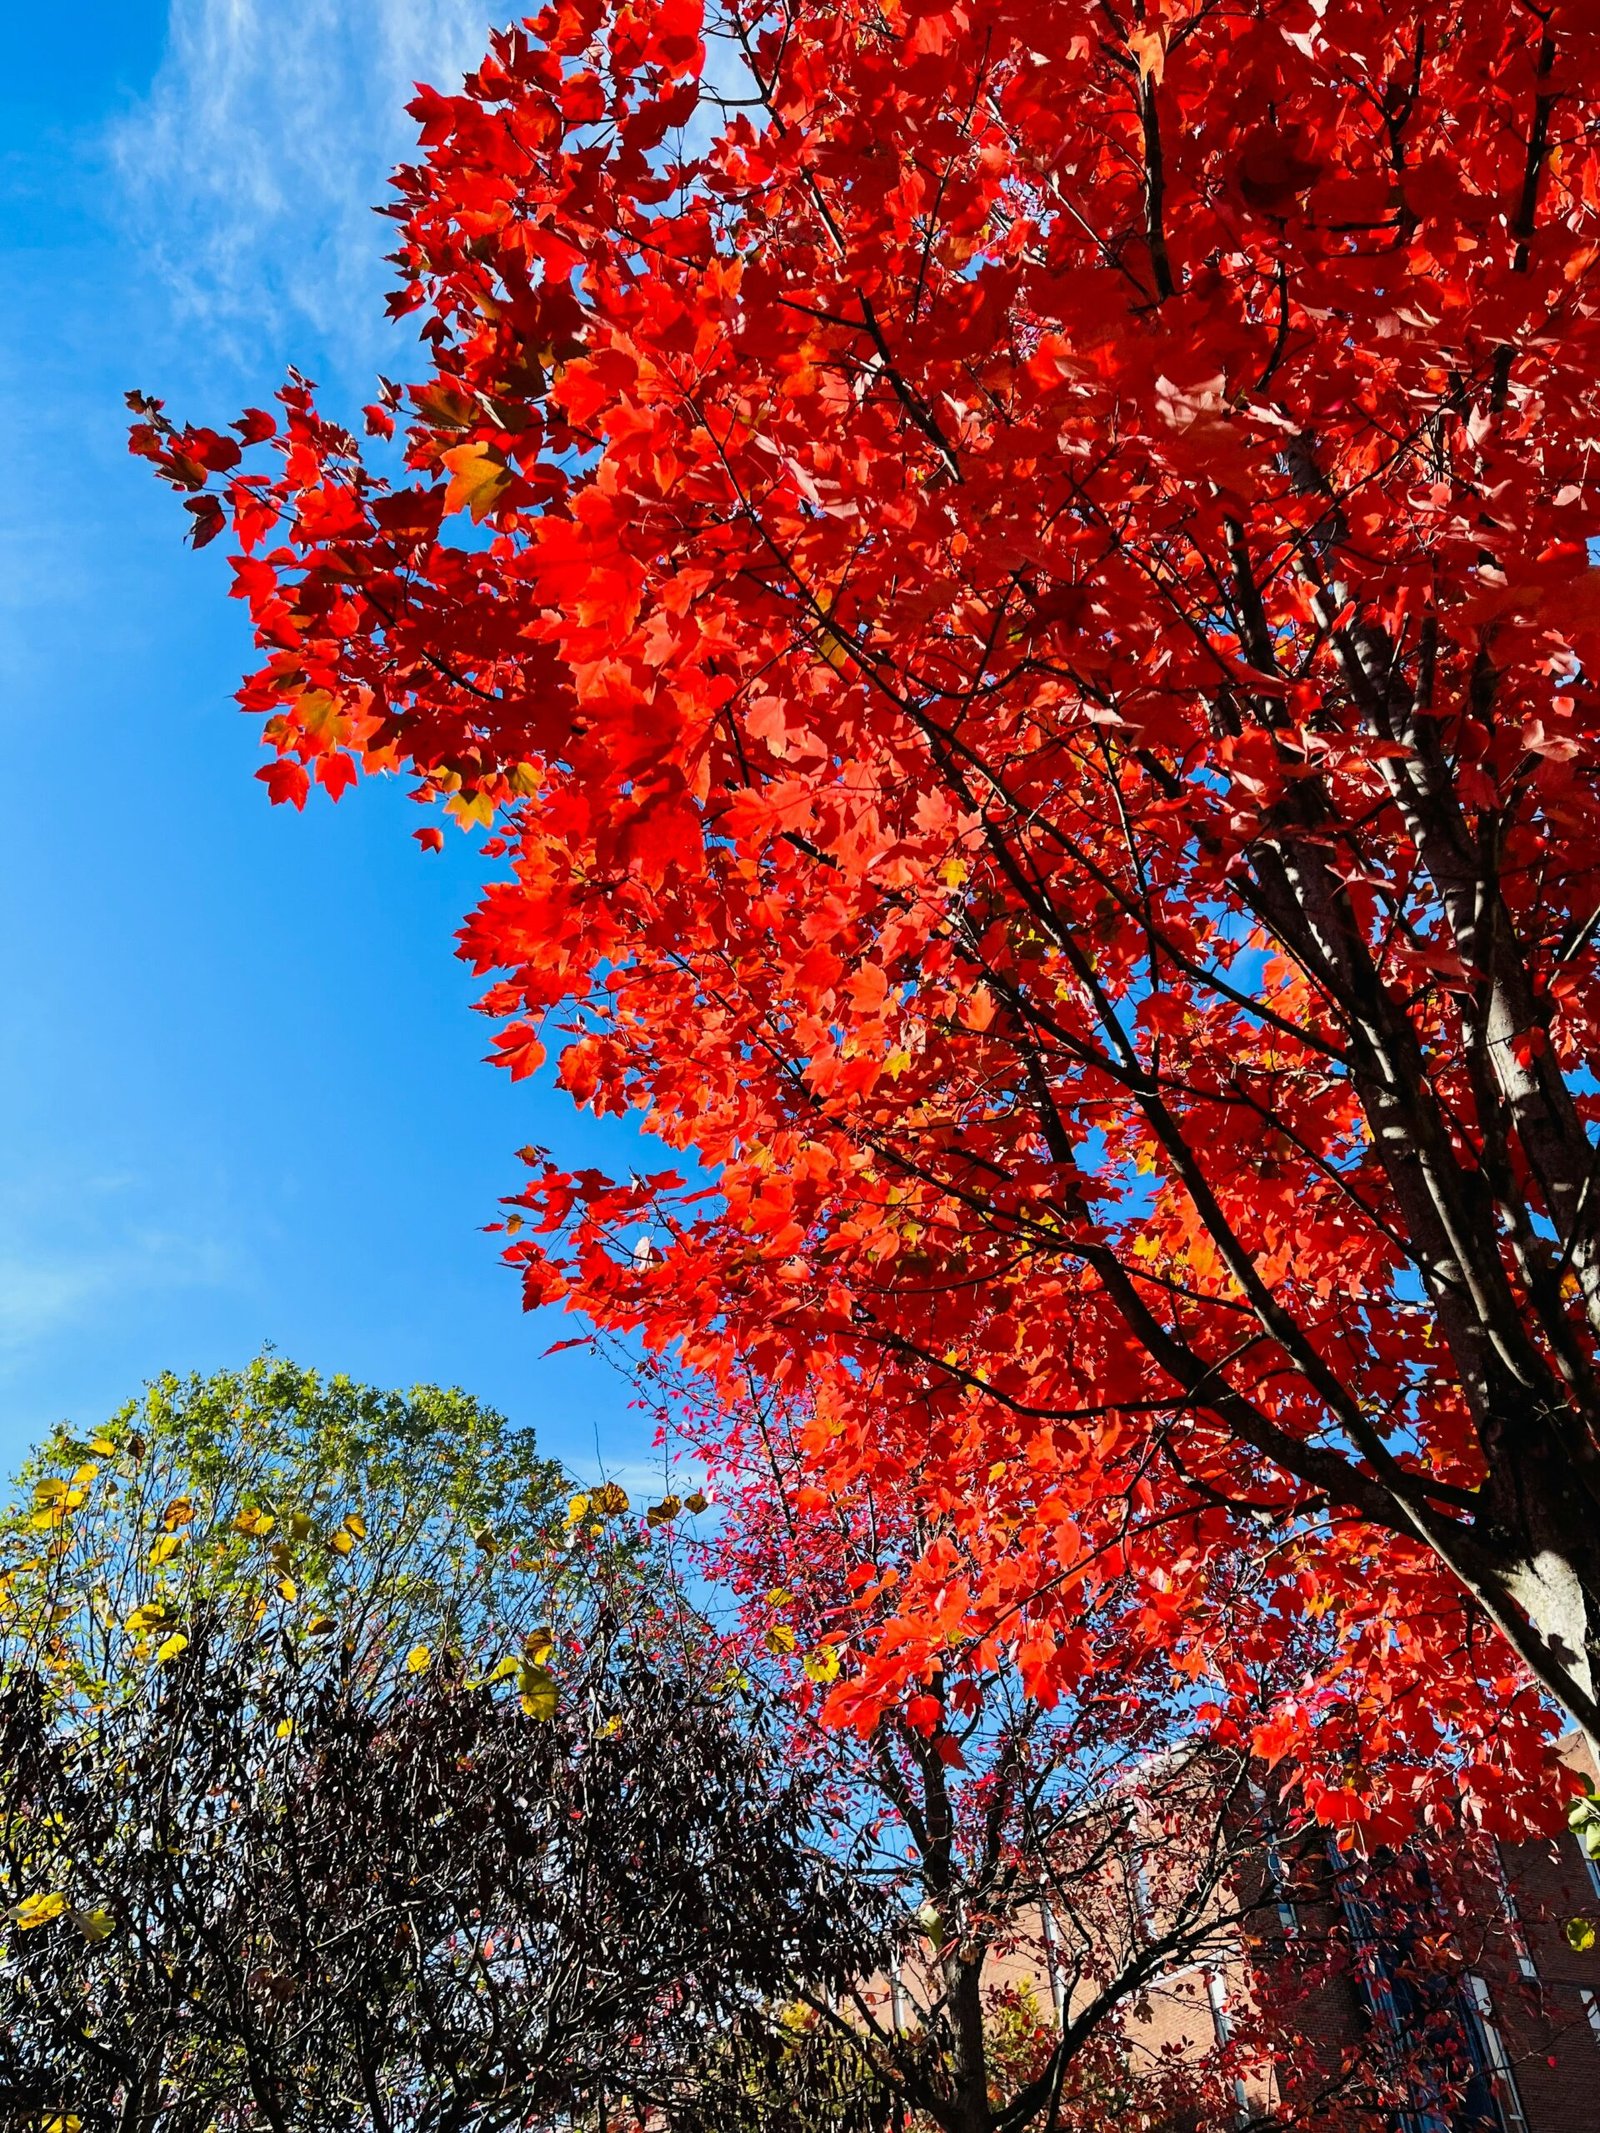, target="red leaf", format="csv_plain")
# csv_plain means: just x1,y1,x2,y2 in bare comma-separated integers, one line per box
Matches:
317,753,359,801
184,496,226,549
257,760,310,810
492,1025,549,1081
